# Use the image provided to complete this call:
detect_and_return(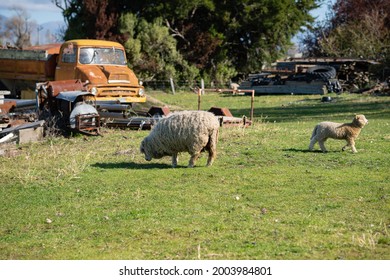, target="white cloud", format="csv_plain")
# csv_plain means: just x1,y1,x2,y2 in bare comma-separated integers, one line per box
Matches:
0,0,60,13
